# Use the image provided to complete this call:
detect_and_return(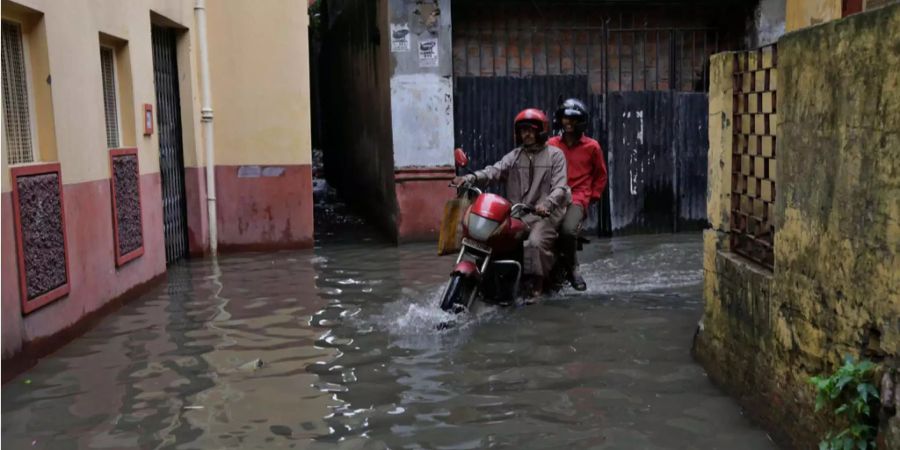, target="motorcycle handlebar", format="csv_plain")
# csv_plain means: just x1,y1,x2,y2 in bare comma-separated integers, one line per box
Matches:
448,182,482,196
